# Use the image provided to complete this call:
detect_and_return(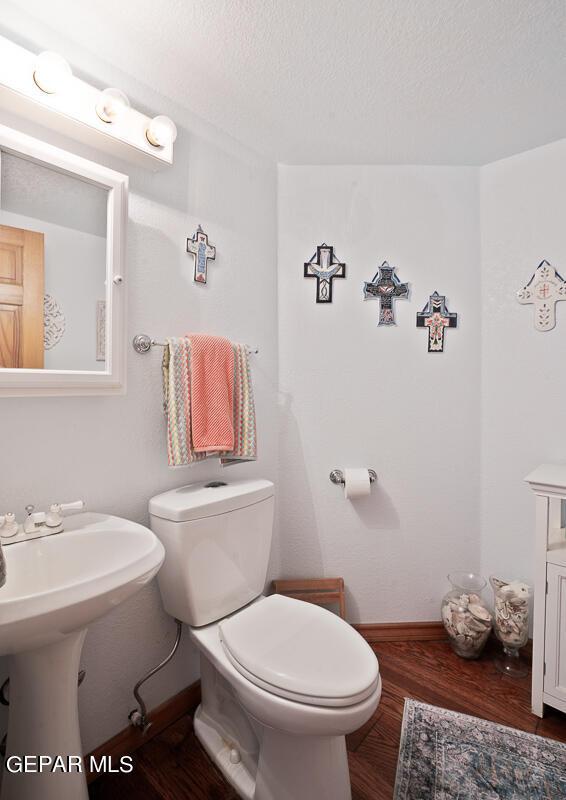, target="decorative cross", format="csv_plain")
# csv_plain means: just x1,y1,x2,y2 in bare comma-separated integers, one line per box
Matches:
416,291,457,352
304,243,346,303
517,260,566,331
363,261,409,325
186,225,216,284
